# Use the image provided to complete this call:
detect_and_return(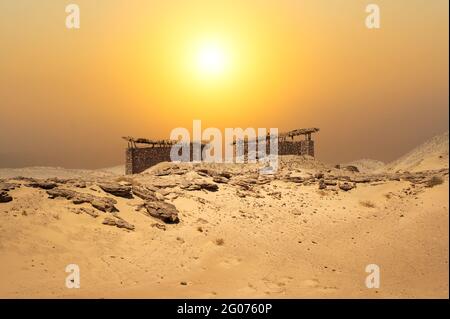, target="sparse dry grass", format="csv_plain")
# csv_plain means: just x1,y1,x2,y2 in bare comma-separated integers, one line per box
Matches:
426,176,444,188
317,190,327,196
359,200,376,208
